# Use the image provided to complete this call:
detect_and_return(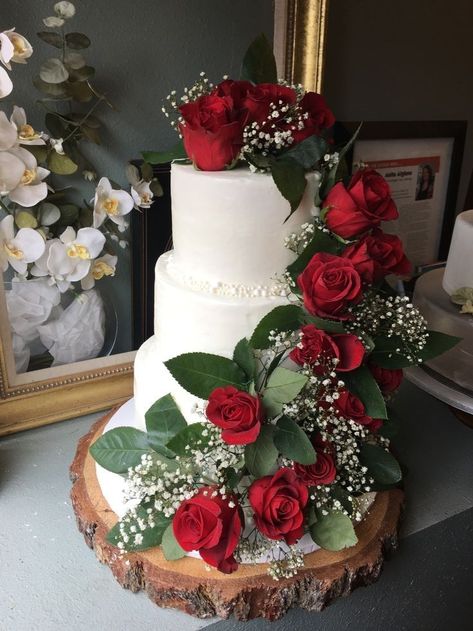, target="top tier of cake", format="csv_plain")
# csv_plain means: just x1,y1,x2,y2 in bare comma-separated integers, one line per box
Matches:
170,164,320,290
442,209,473,295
